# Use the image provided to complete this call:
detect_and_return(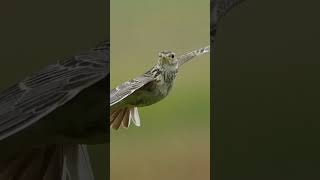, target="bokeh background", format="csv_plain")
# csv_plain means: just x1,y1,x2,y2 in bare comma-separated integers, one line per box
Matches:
111,0,210,180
